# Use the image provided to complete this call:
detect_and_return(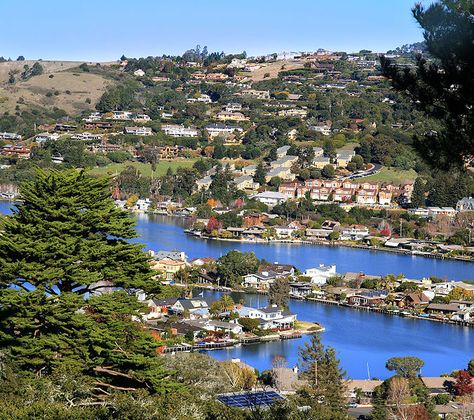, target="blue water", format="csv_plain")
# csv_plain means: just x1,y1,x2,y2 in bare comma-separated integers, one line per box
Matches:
1,201,473,378
197,290,473,379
